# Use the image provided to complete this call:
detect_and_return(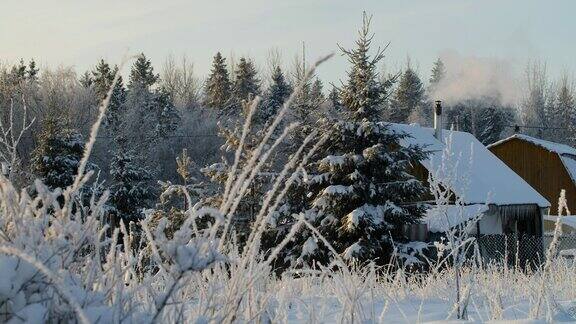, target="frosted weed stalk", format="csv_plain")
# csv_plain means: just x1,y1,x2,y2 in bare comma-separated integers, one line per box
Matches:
0,52,342,323
1,50,576,323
